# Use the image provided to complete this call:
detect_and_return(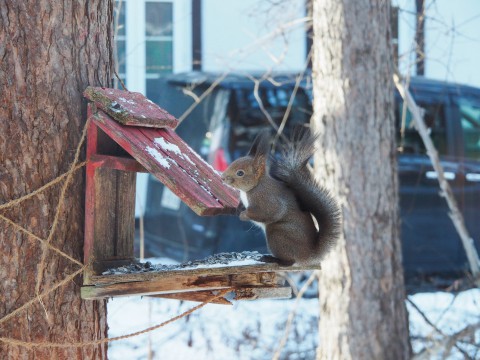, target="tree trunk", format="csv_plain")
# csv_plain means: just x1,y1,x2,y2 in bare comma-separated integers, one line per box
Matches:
0,1,113,358
312,1,410,359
